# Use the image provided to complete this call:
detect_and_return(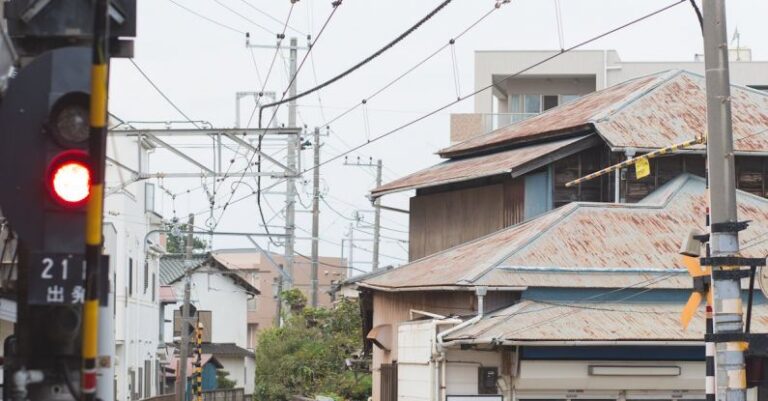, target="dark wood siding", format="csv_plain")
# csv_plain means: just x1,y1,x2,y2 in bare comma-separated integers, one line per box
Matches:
409,184,504,260
503,177,525,226
380,363,398,401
